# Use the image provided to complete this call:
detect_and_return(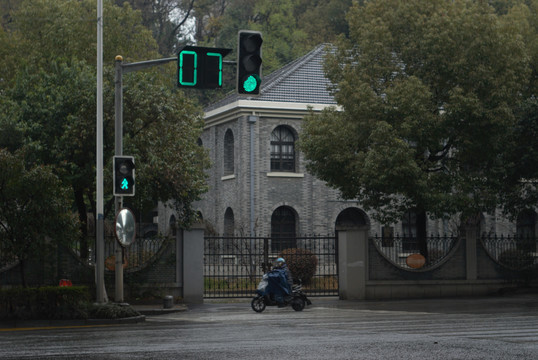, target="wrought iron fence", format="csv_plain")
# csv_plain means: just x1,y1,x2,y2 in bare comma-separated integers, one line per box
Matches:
204,235,338,298
81,232,168,272
371,233,459,270
481,234,537,270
